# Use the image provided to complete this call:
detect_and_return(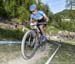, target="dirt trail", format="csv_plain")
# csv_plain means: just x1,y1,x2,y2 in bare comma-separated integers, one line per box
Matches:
7,45,49,64
8,50,48,64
